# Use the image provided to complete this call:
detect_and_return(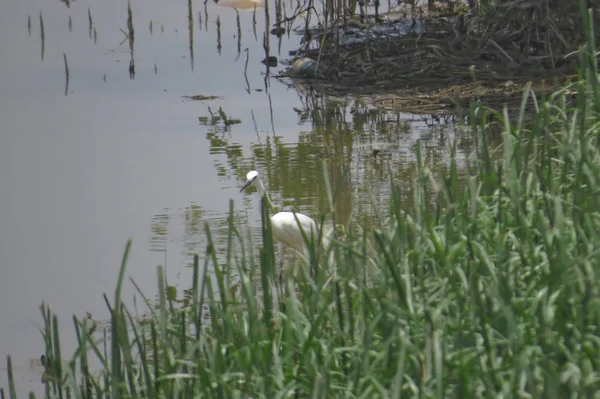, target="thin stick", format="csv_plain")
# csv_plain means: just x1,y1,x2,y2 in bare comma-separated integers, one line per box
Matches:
236,9,242,58
188,0,194,70
127,0,135,51
253,6,257,41
64,53,70,96
216,16,222,55
489,39,515,66
244,48,251,94
88,7,93,39
39,12,45,61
